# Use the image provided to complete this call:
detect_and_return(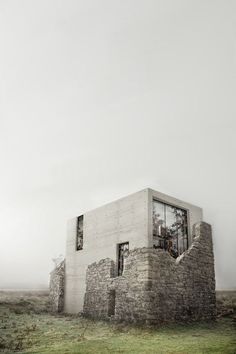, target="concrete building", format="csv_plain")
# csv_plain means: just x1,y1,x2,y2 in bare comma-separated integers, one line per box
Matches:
50,188,216,324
